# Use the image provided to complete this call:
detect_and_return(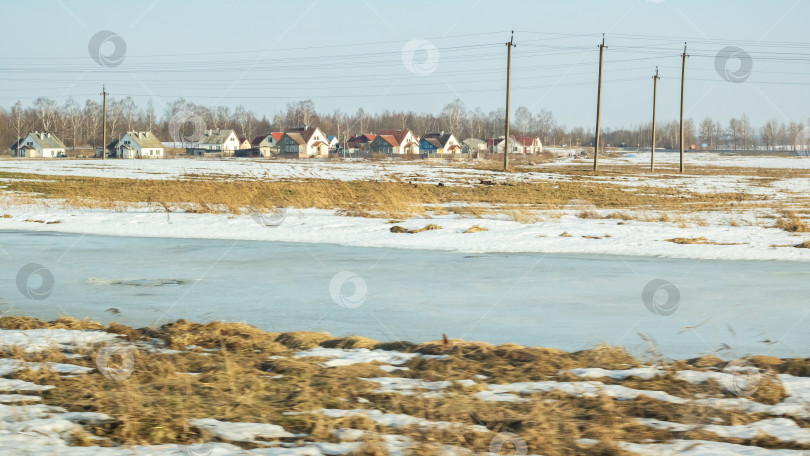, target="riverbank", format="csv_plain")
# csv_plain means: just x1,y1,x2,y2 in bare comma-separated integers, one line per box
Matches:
0,316,808,455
